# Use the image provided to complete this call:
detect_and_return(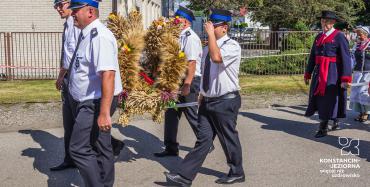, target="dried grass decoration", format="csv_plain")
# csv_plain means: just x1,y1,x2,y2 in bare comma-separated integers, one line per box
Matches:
107,11,187,125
